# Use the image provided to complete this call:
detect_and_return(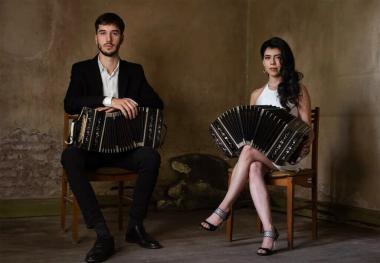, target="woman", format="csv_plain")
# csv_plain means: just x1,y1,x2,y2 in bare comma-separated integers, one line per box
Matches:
200,37,312,256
